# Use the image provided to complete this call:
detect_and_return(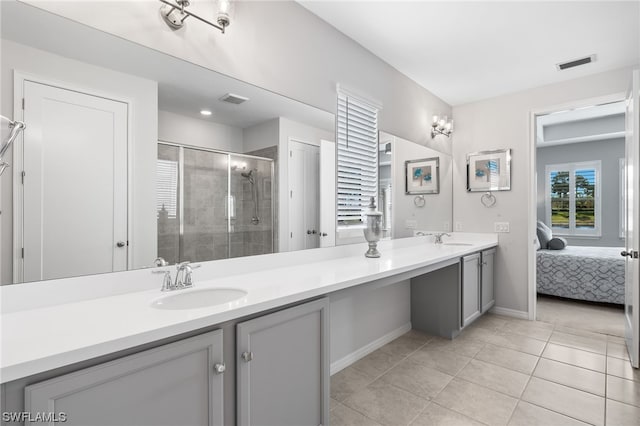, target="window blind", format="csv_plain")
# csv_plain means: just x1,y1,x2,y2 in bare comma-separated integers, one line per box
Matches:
337,92,379,226
157,159,178,219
